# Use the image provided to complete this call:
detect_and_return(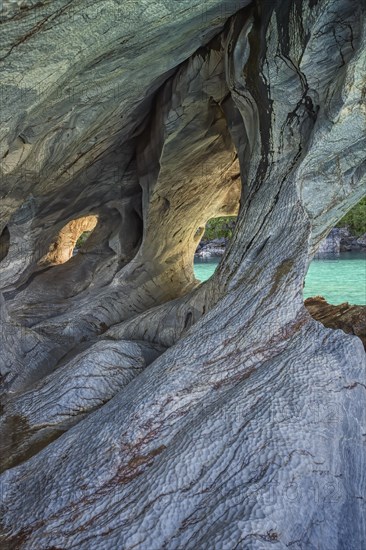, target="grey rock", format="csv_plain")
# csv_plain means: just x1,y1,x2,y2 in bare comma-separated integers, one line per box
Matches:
316,228,342,255
195,237,227,257
0,1,365,549
340,235,366,251
356,233,366,246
